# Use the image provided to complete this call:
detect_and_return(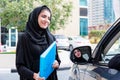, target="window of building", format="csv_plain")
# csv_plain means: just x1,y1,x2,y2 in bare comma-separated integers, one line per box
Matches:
80,0,87,6
80,18,88,36
80,8,88,16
